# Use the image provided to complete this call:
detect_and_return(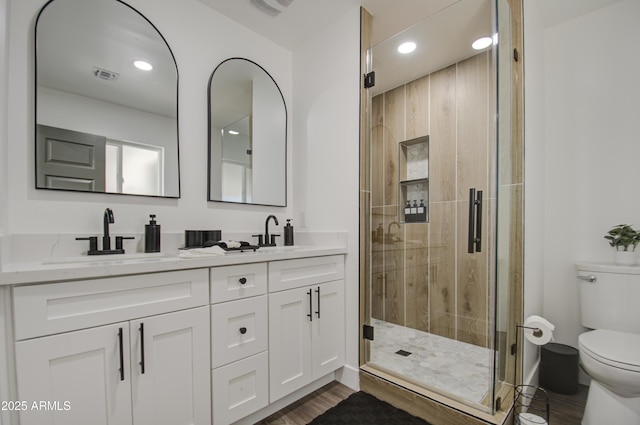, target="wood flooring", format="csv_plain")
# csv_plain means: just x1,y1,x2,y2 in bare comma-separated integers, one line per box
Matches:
257,381,355,425
258,382,588,425
545,384,589,425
